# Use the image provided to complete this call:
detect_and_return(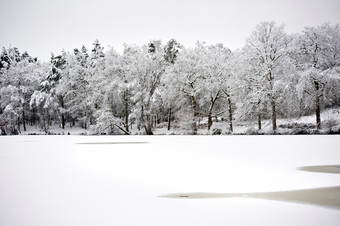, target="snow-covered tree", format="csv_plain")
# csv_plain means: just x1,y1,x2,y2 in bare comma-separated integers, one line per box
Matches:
46,52,67,126
294,23,340,129
29,51,67,133
1,58,44,133
200,43,233,132
59,49,92,129
0,47,11,70
128,41,166,135
234,48,267,130
165,43,206,134
90,40,105,67
244,21,291,132
91,47,132,135
161,39,182,130
2,21,340,136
